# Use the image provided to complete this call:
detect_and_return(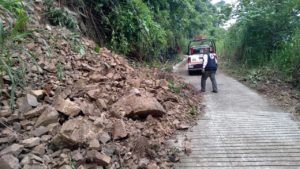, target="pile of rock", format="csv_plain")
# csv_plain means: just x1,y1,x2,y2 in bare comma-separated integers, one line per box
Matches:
0,4,202,169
